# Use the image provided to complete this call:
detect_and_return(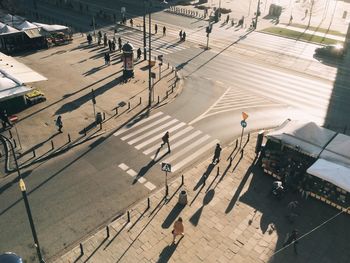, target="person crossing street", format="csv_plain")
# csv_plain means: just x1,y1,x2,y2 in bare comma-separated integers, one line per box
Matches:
161,131,171,152
212,143,222,164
